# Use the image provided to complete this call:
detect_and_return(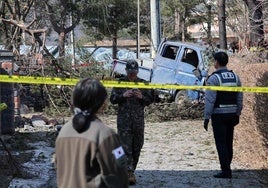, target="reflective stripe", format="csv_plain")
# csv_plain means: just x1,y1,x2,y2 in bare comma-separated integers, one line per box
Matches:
219,104,237,108
214,74,222,85
213,106,238,114
221,82,237,86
